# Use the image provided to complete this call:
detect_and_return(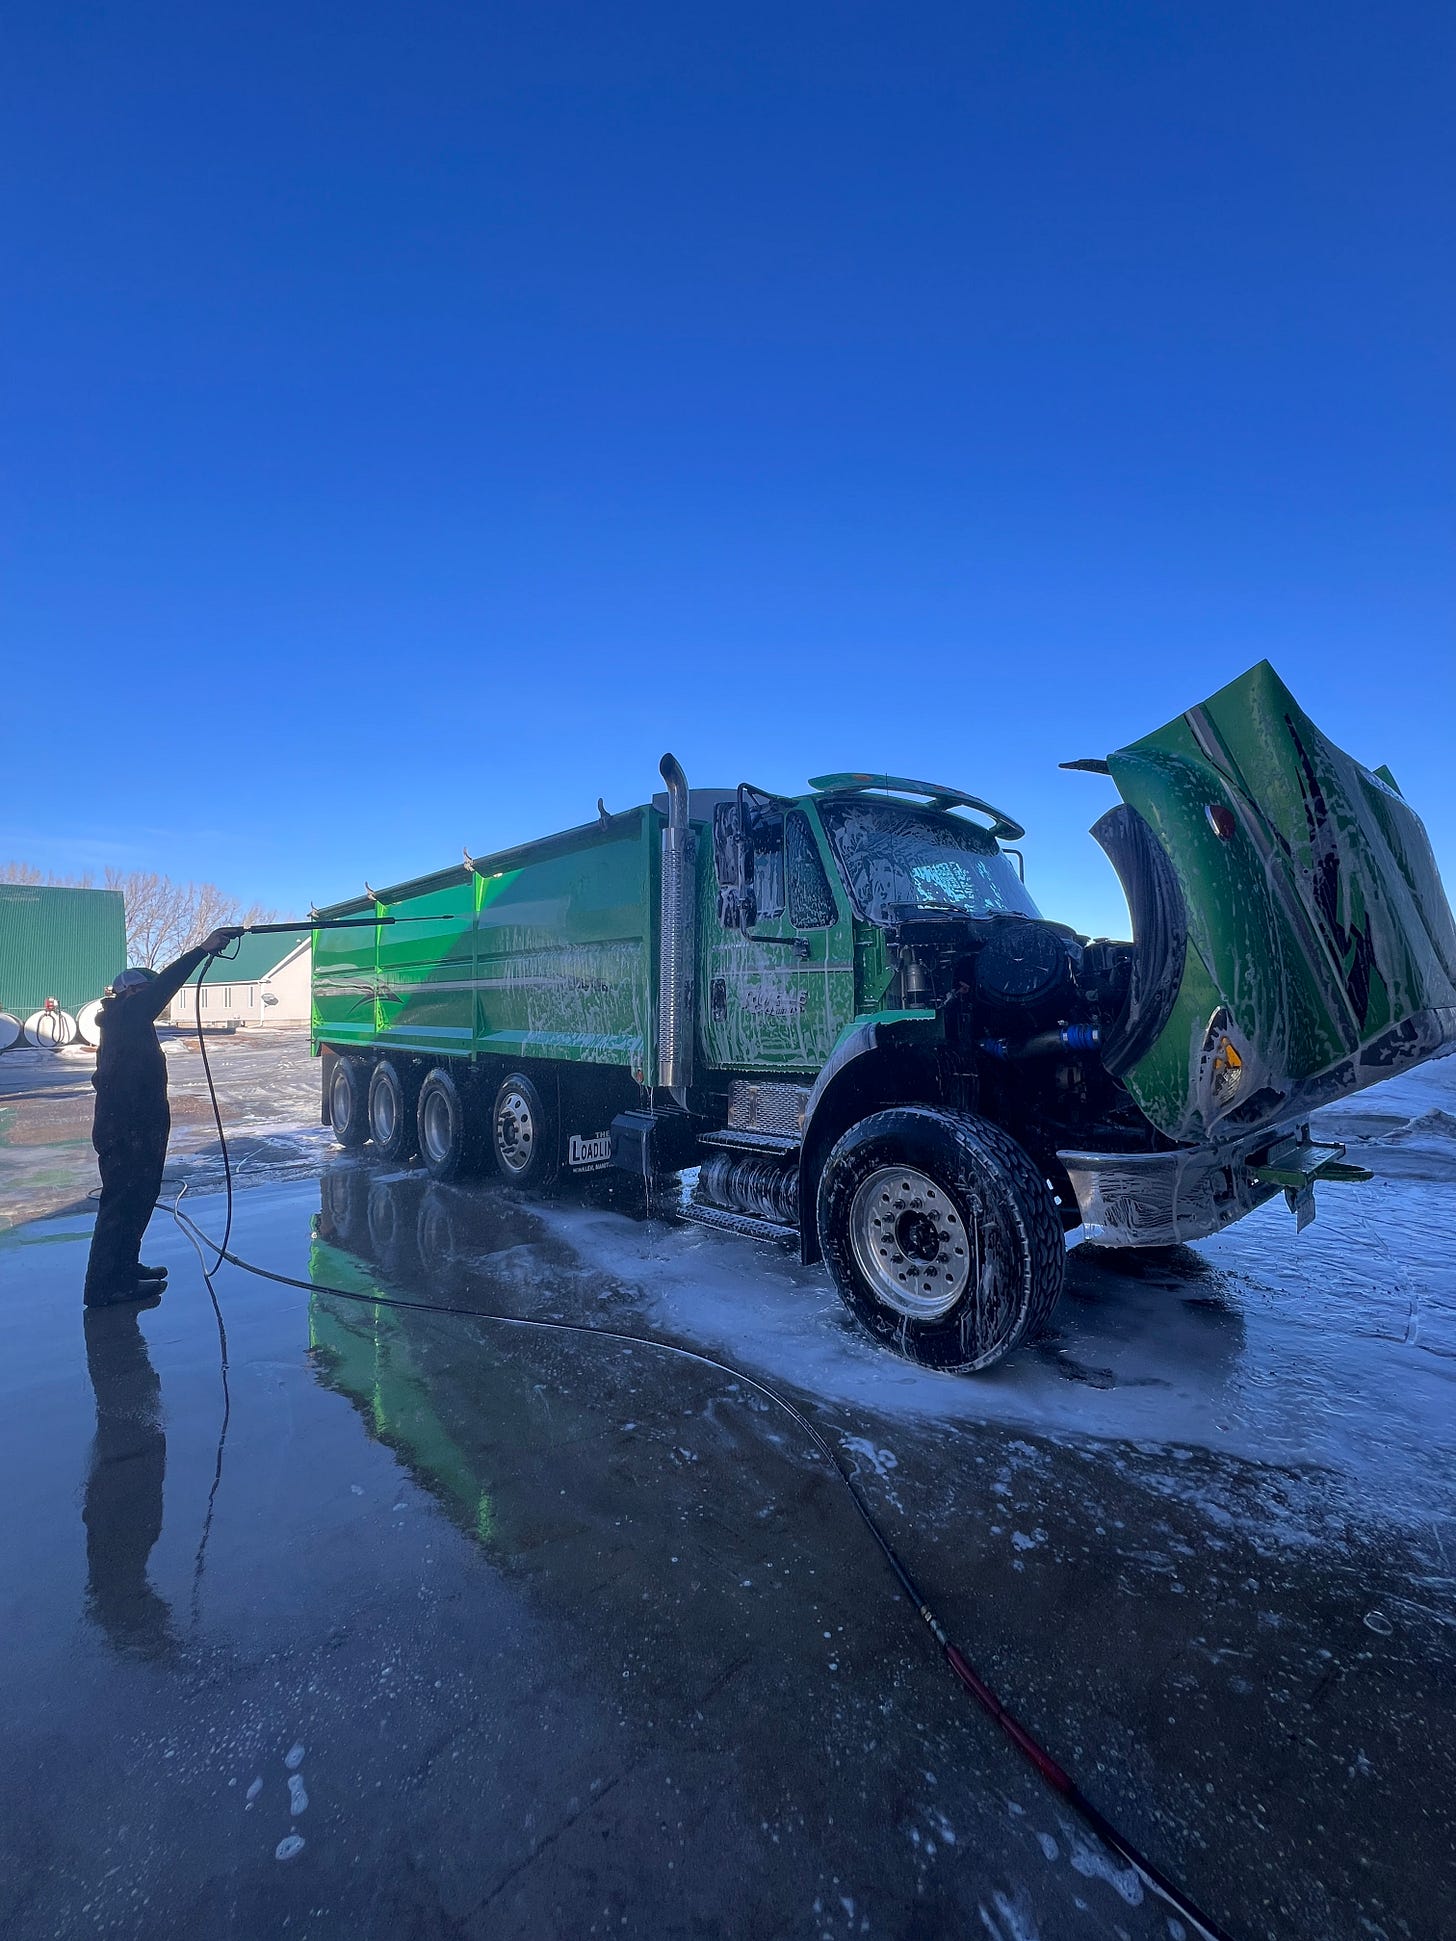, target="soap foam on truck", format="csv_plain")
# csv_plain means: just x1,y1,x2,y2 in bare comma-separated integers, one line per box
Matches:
312,661,1456,1374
